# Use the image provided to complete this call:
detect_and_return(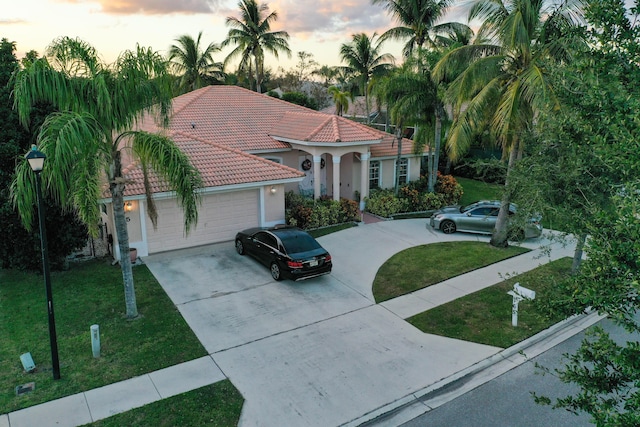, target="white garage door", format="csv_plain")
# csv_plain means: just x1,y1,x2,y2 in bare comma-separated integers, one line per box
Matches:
146,190,259,253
